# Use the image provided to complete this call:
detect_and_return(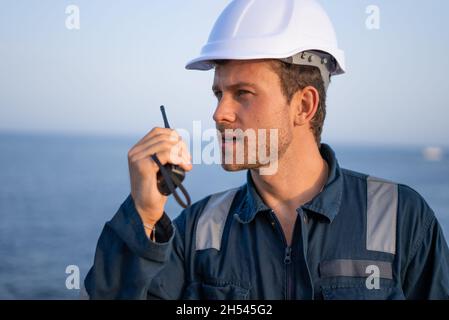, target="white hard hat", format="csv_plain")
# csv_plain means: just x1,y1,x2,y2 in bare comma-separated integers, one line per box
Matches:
186,0,345,86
